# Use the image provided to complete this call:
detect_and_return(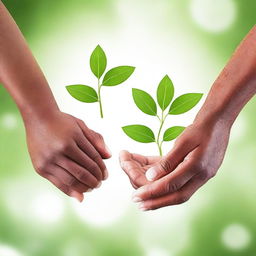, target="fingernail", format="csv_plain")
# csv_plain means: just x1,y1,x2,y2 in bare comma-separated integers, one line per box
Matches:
96,181,102,188
132,196,142,203
70,191,84,202
146,167,157,181
103,169,109,180
105,145,112,156
138,202,147,211
133,187,144,197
